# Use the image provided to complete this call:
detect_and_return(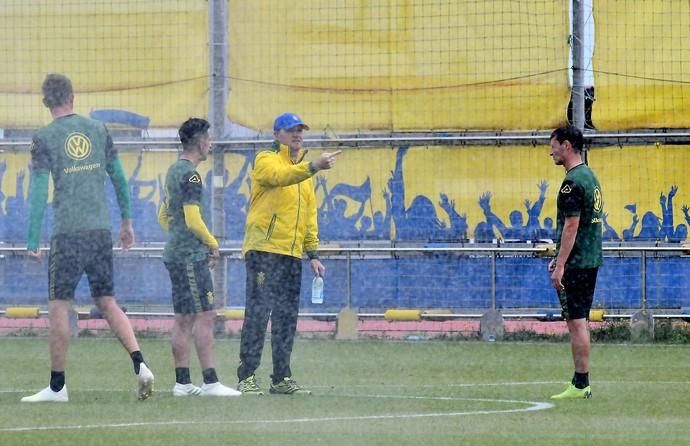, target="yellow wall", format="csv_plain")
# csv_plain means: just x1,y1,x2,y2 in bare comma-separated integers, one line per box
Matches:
0,1,208,128
229,0,570,131
0,1,686,132
593,1,690,129
0,1,570,131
